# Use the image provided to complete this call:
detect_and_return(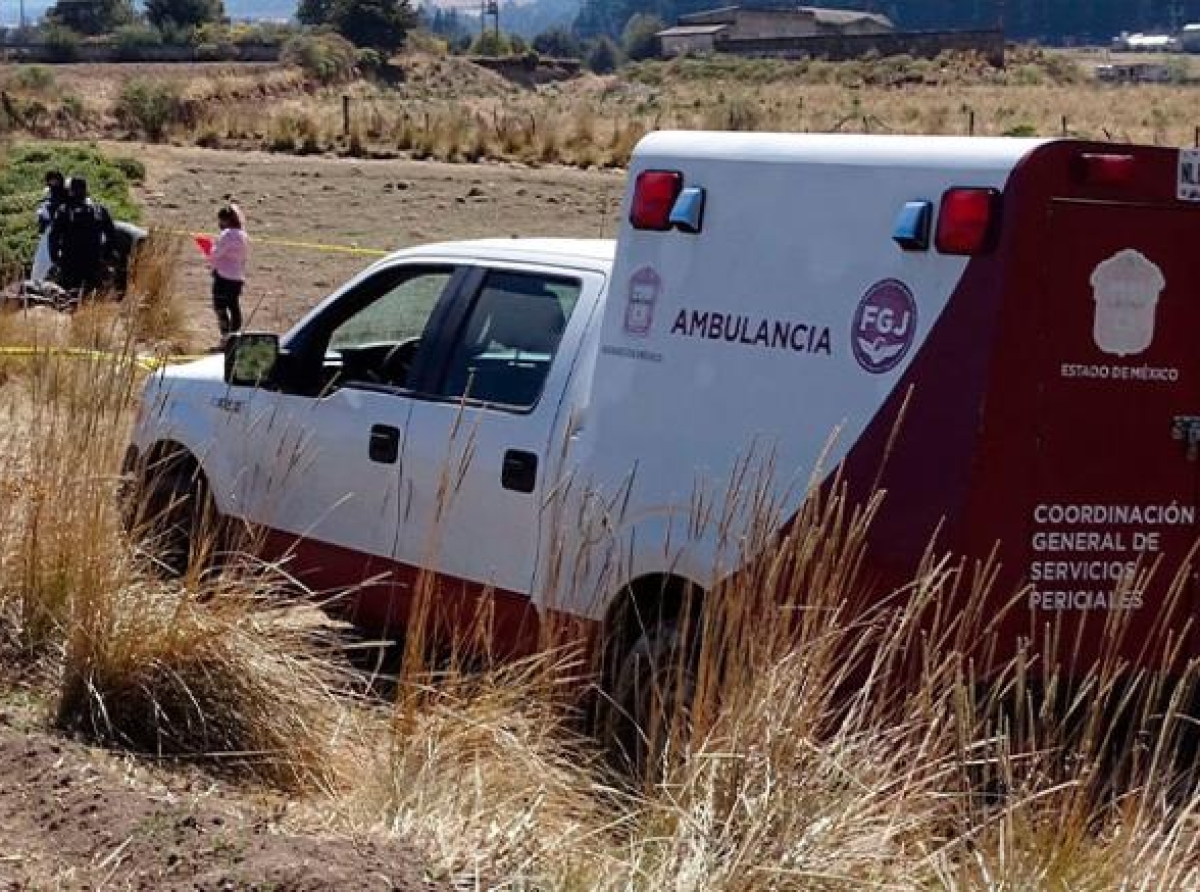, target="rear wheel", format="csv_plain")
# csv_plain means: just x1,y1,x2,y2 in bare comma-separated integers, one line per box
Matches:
604,618,700,775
